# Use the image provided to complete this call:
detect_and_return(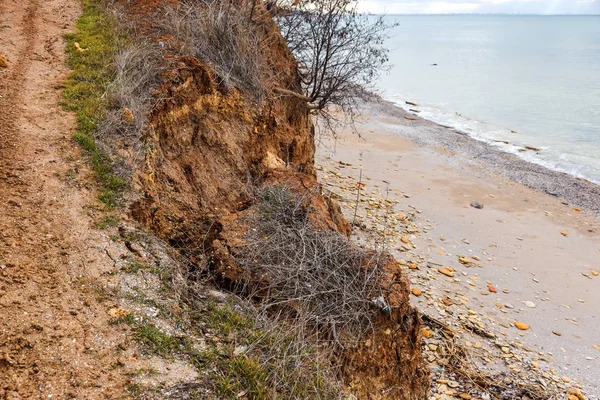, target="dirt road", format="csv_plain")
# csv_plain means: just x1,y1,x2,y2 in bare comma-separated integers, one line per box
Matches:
0,1,128,398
